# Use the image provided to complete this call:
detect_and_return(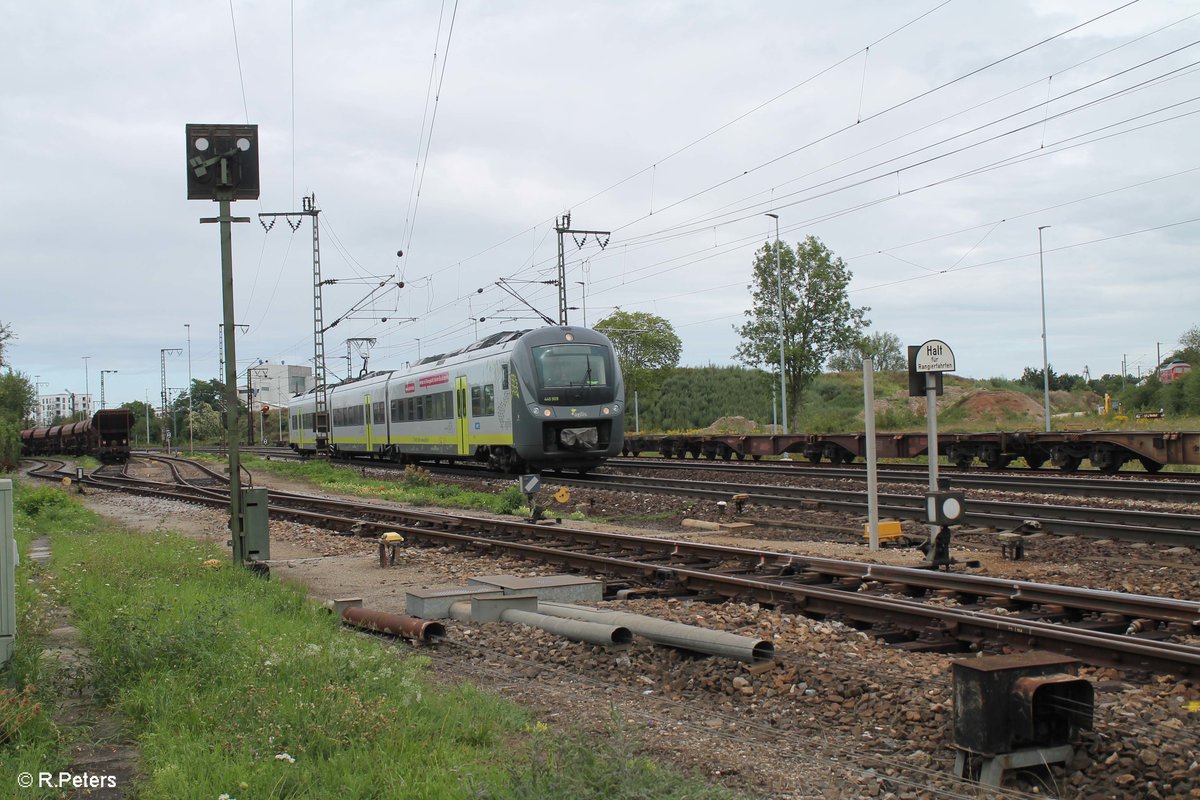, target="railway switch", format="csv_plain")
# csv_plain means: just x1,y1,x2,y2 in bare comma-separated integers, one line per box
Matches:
951,652,1092,789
